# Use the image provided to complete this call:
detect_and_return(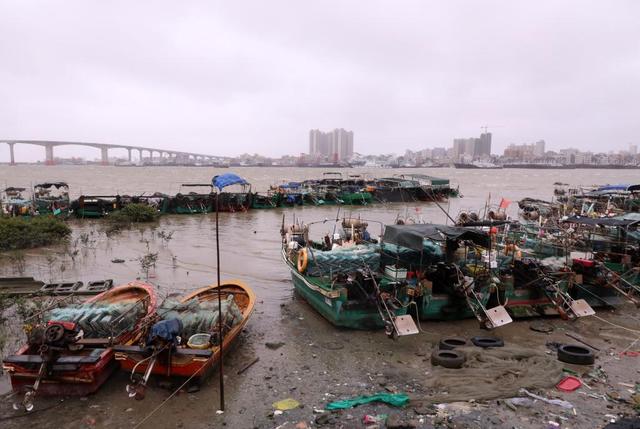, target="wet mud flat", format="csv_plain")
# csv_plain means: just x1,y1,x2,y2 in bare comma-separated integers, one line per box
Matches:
1,294,638,429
